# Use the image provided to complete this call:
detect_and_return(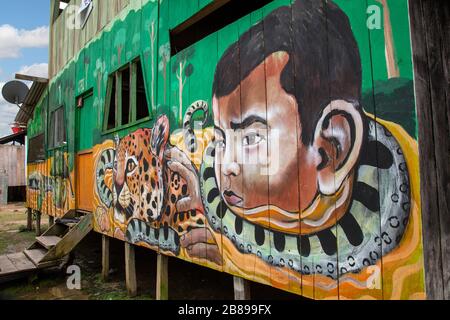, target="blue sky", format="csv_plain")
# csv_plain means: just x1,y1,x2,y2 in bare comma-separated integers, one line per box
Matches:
0,0,50,137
